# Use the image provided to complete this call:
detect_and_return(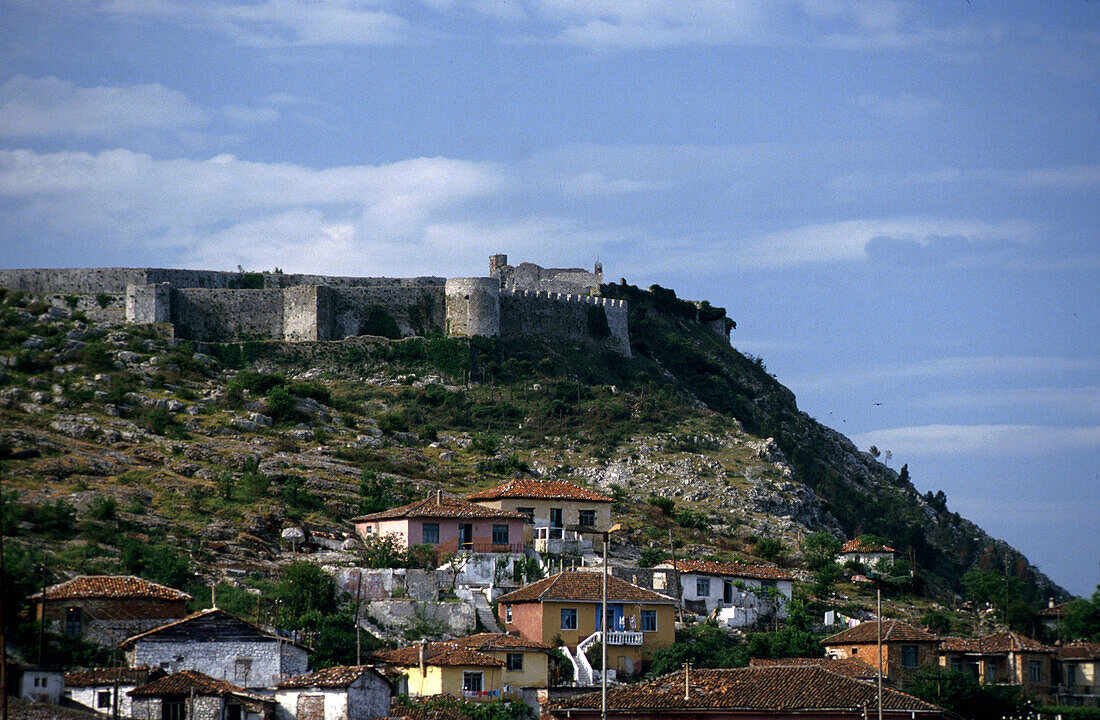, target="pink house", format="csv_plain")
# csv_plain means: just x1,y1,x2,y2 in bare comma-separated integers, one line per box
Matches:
352,492,528,557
